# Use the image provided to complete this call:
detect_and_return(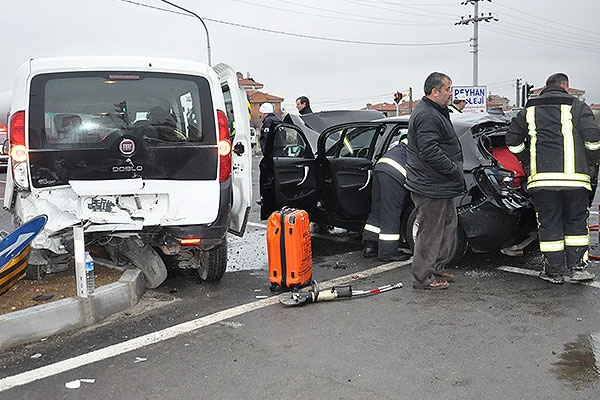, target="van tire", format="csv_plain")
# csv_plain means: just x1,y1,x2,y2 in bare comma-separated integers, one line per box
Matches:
404,208,467,266
197,240,227,282
105,237,168,289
